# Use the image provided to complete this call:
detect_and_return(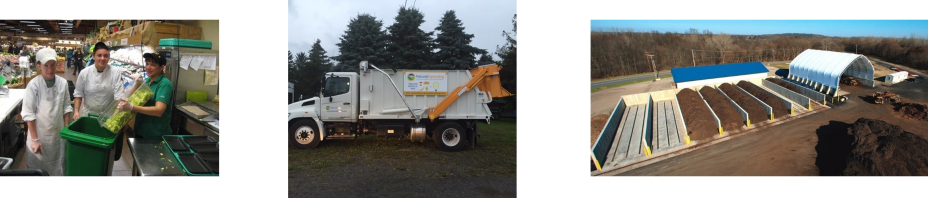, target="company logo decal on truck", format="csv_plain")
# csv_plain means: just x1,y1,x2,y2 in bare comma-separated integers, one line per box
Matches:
404,71,449,96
